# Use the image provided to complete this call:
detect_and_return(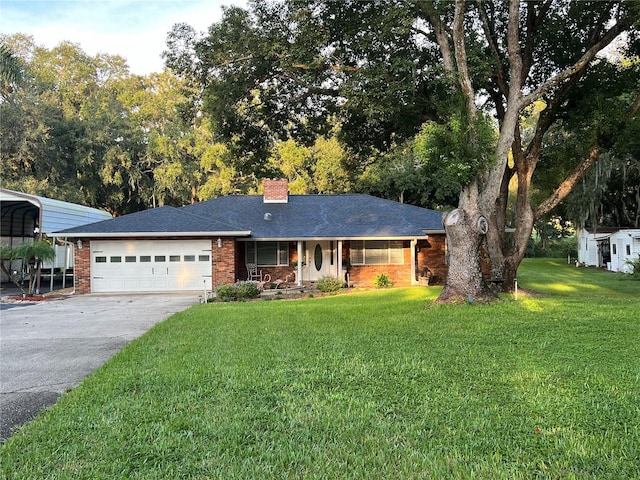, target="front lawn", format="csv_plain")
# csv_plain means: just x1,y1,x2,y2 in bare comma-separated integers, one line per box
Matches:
2,259,639,479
